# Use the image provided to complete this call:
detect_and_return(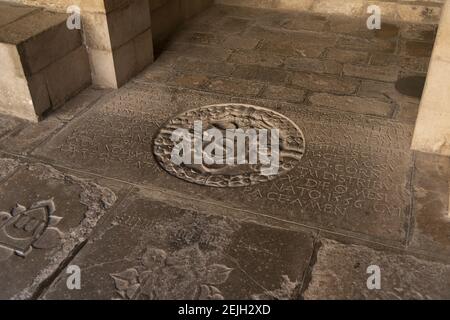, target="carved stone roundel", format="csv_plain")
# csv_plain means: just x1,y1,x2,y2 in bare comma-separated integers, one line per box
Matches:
153,104,305,187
